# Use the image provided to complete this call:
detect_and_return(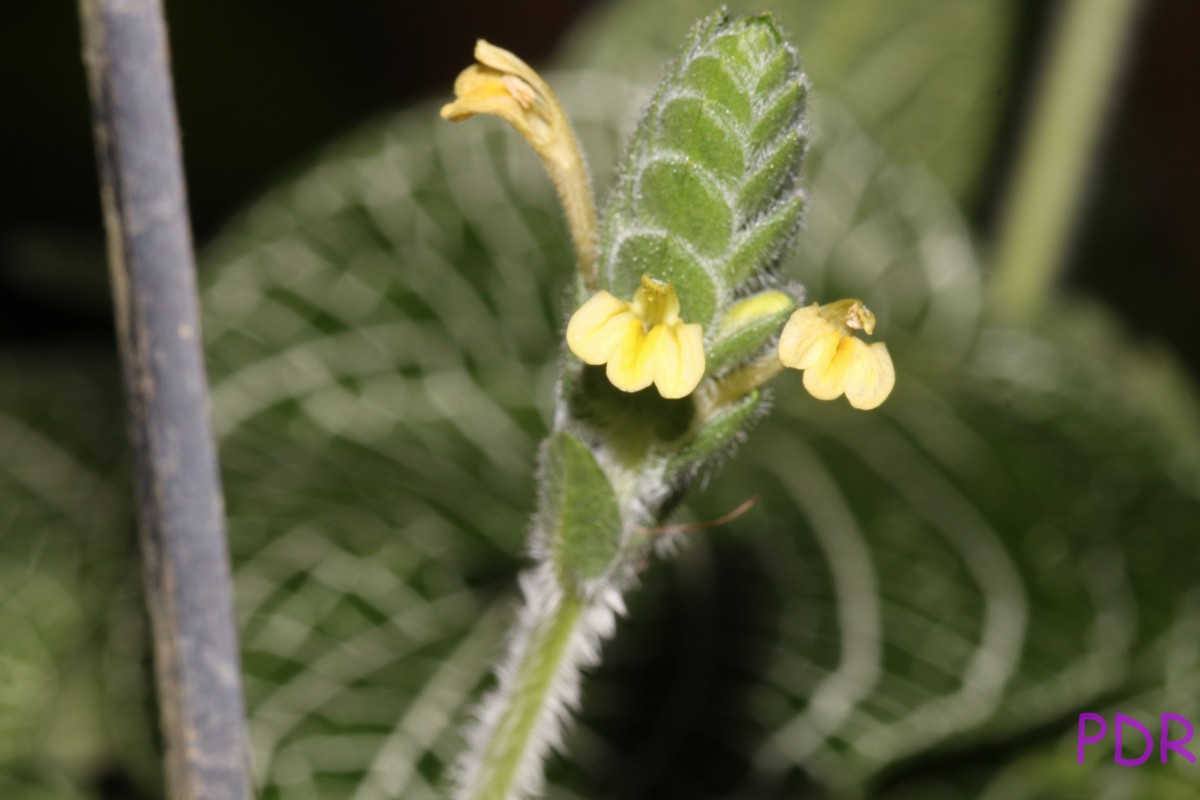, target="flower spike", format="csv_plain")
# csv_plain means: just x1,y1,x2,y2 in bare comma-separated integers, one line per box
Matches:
567,275,706,399
778,299,895,410
441,41,598,290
